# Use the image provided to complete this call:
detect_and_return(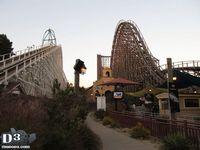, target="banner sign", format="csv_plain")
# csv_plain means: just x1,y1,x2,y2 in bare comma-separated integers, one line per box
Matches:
113,91,124,99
